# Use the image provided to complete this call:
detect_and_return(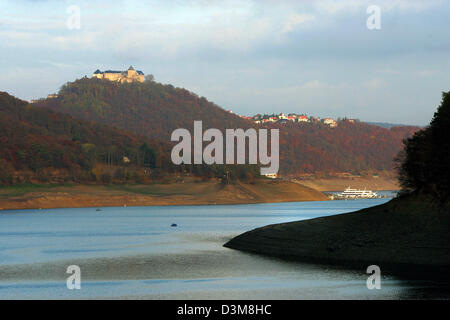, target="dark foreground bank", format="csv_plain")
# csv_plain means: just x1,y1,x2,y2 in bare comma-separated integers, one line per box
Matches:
224,196,450,275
